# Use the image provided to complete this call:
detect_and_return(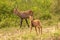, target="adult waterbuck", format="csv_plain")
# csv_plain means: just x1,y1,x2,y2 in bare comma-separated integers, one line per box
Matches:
13,8,33,28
